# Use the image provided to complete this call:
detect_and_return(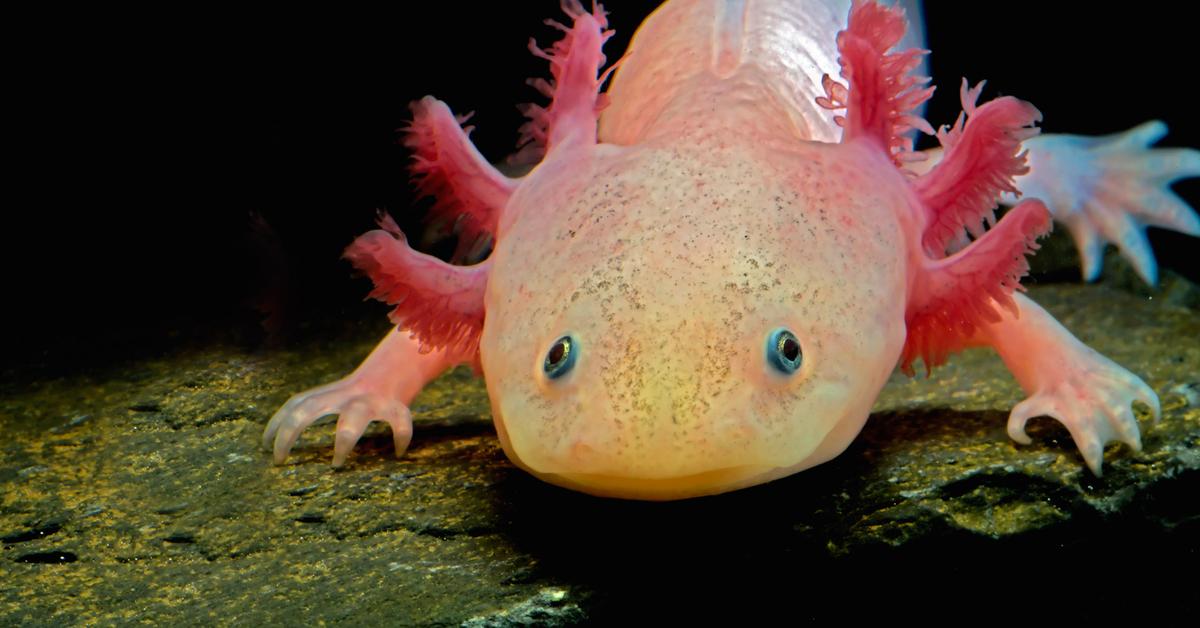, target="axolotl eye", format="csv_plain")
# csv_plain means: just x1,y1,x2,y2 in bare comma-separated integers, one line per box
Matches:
543,334,578,380
766,328,803,375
